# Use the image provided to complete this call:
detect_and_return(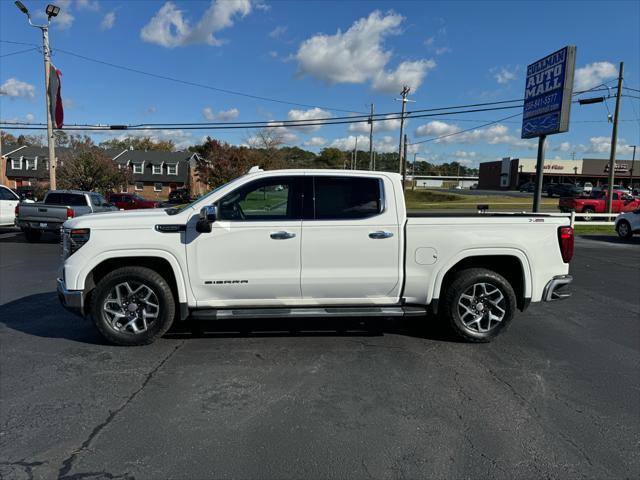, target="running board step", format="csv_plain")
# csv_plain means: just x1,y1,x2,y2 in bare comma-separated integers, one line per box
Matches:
190,306,426,321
